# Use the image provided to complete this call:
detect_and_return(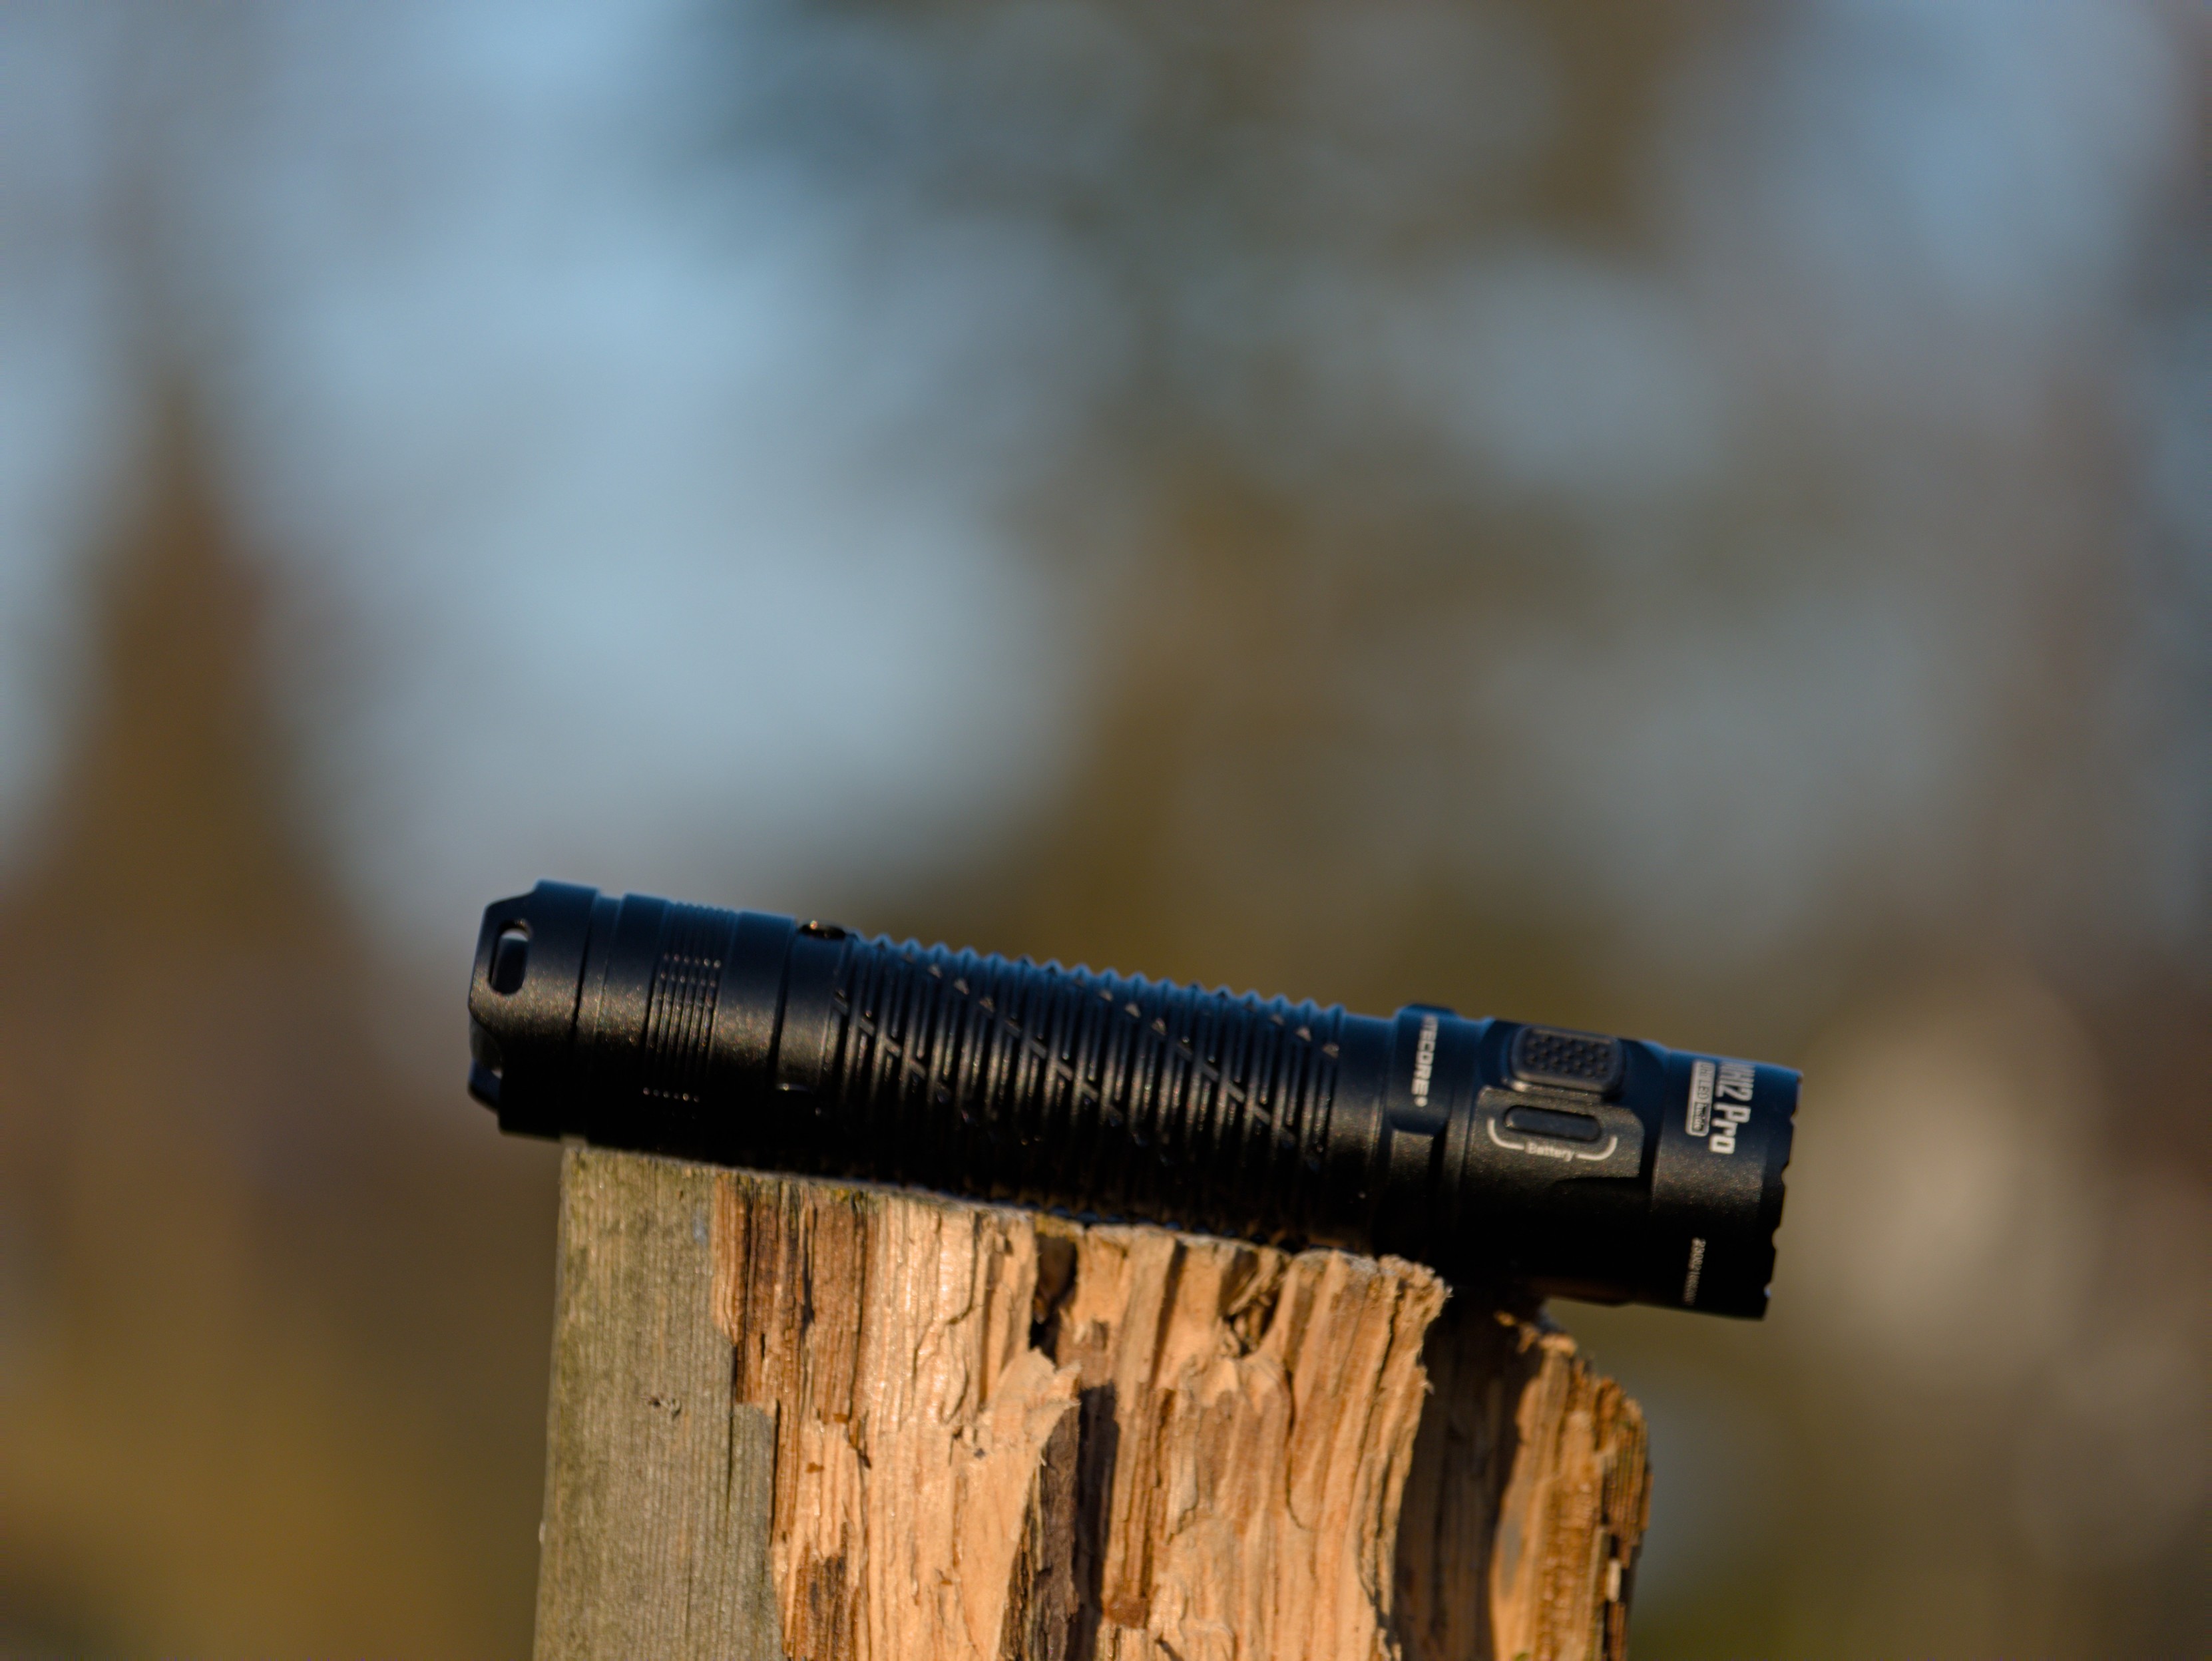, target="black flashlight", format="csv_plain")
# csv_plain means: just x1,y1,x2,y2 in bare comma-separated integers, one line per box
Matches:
467,882,1795,1318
